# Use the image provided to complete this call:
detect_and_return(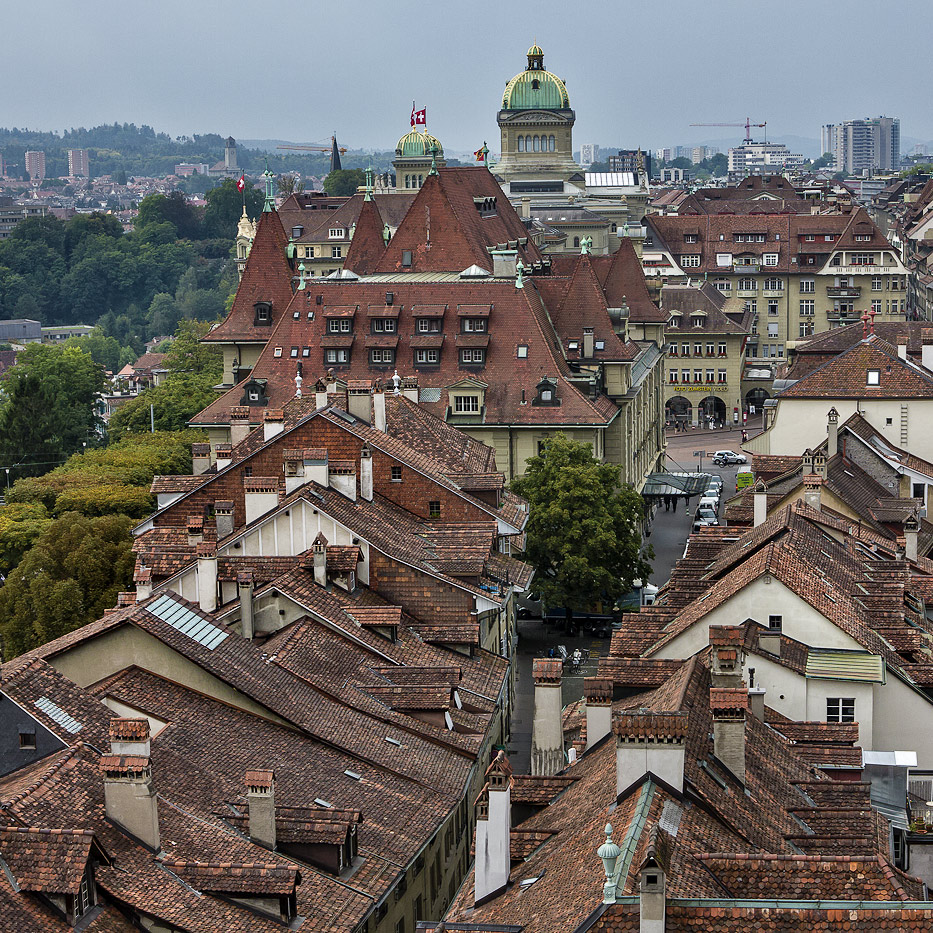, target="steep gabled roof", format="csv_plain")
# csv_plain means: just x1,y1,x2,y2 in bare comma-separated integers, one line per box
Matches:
343,196,389,275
